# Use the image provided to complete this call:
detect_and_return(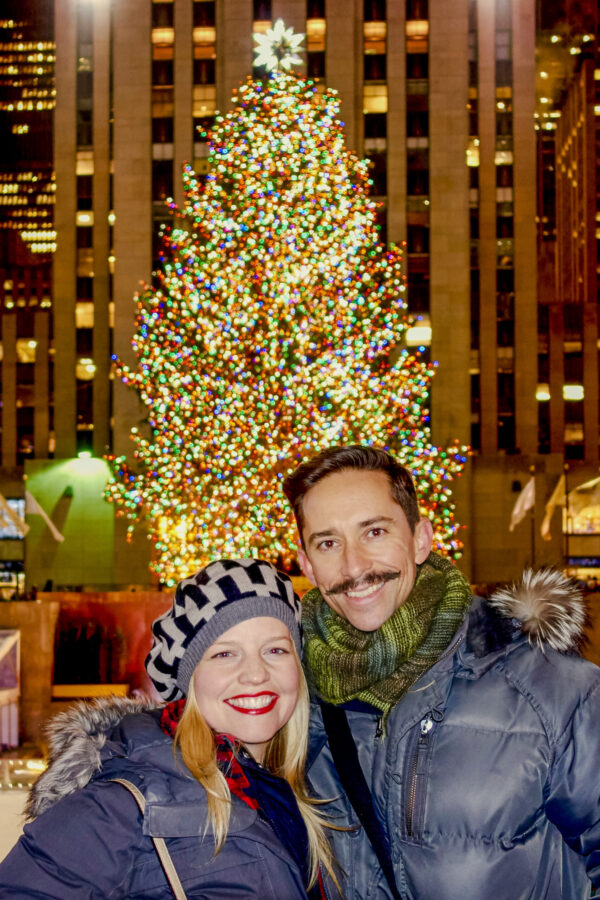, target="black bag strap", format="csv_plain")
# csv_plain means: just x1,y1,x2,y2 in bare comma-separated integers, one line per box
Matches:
320,702,403,900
